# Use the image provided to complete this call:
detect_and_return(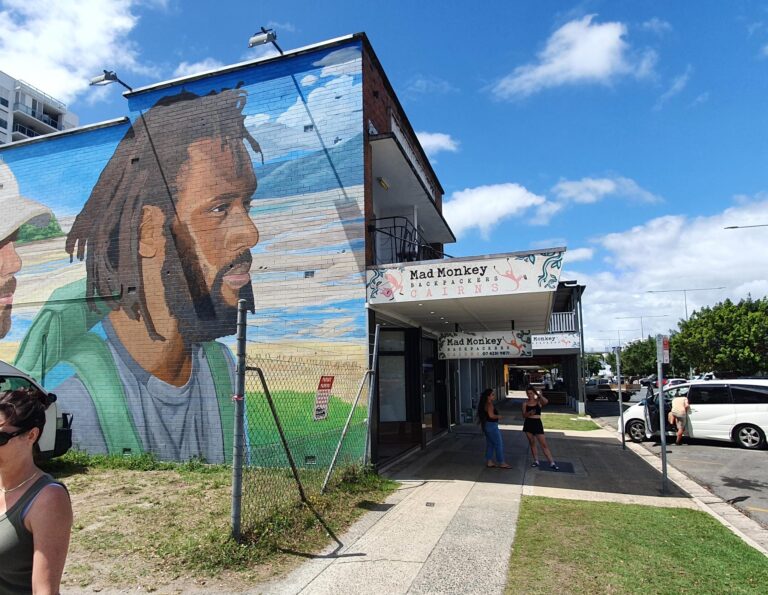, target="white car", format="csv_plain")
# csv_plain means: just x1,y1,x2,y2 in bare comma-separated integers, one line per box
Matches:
623,379,768,449
0,360,72,458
